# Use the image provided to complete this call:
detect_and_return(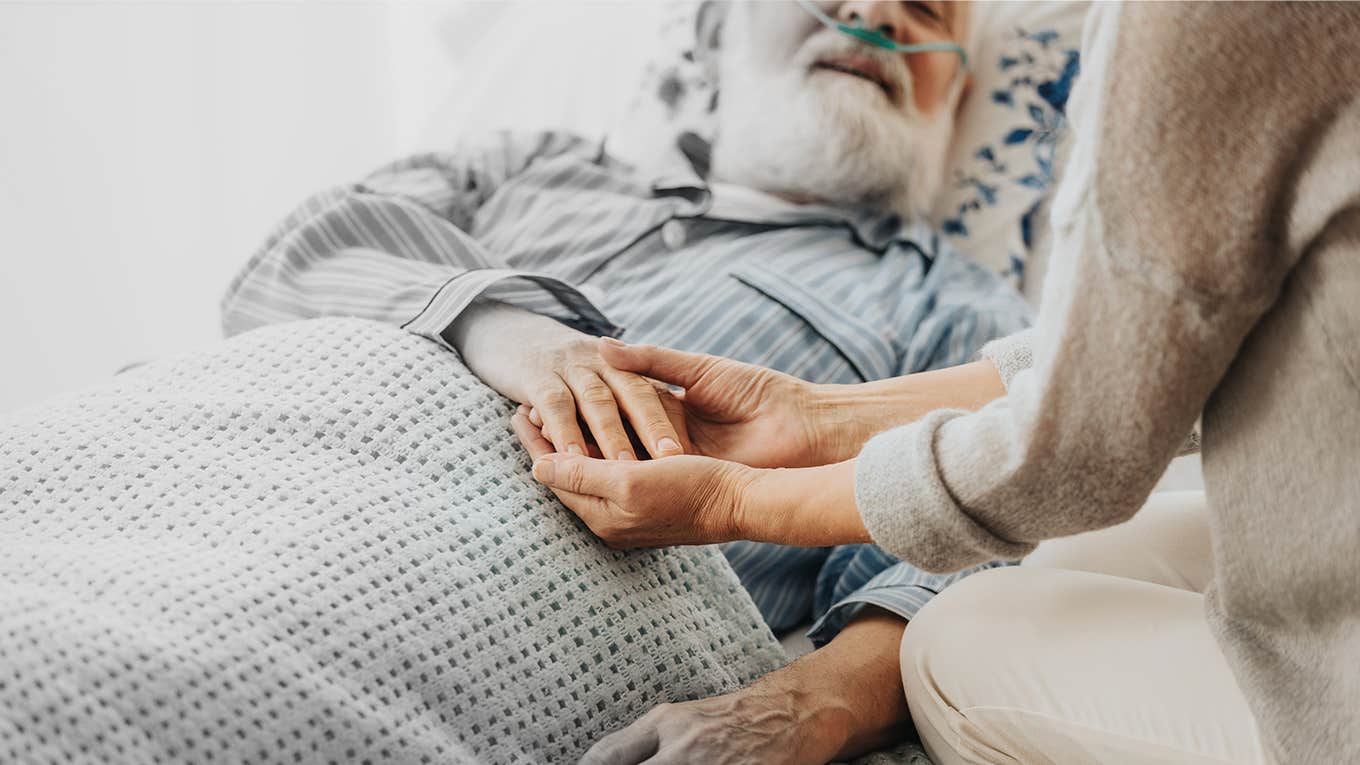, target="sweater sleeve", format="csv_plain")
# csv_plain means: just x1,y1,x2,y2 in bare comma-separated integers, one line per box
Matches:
977,328,1201,456
854,2,1336,572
